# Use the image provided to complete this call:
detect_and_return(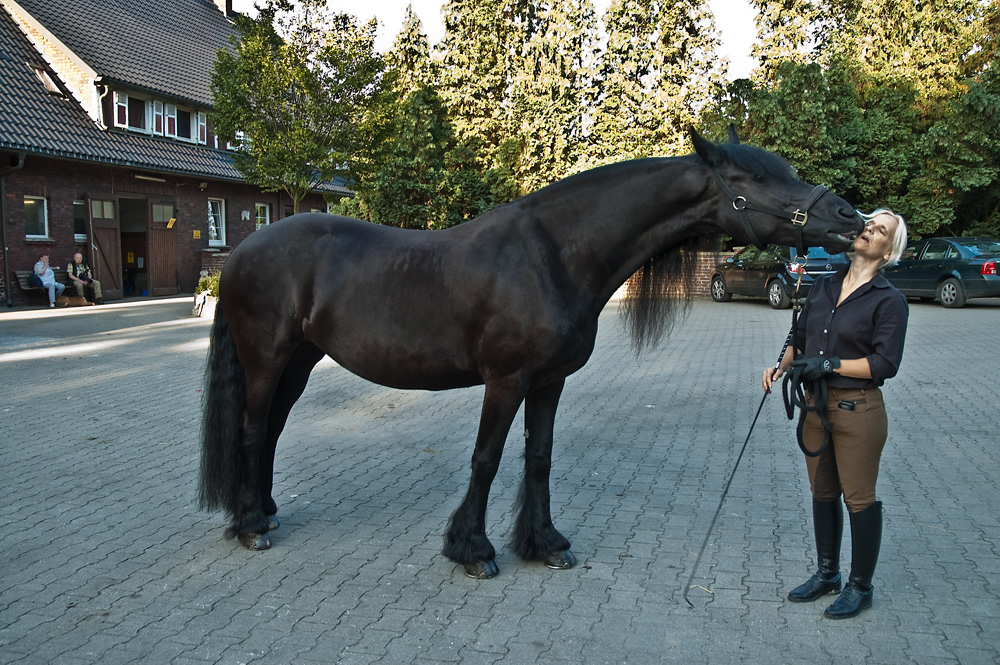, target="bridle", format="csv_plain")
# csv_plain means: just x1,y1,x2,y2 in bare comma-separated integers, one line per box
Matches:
708,167,830,257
